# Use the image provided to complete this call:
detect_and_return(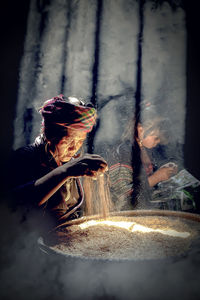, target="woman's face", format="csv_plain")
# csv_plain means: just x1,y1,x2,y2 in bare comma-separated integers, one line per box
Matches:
55,128,87,163
142,135,160,149
137,125,161,149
